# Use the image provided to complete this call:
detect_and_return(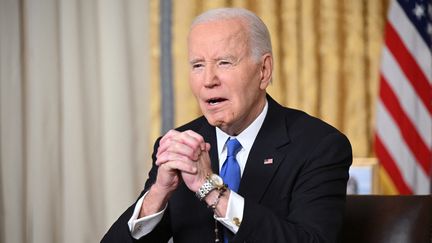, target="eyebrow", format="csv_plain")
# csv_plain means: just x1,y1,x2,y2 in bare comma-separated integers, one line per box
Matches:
189,55,238,65
217,55,237,62
189,58,204,65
